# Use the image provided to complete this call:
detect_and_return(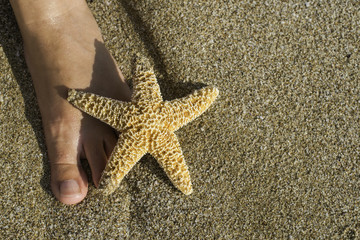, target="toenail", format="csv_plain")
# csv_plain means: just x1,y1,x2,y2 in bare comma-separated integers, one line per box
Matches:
60,180,81,197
